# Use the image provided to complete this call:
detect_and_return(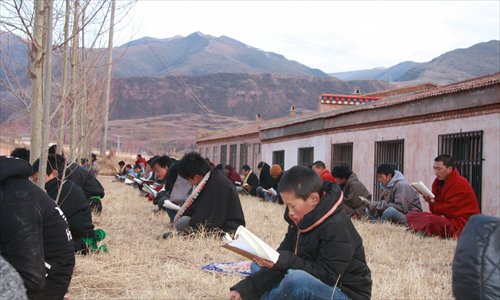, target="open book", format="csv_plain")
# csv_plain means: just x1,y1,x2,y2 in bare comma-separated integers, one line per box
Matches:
143,184,158,197
222,226,279,263
163,200,181,211
411,181,435,198
263,187,277,197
